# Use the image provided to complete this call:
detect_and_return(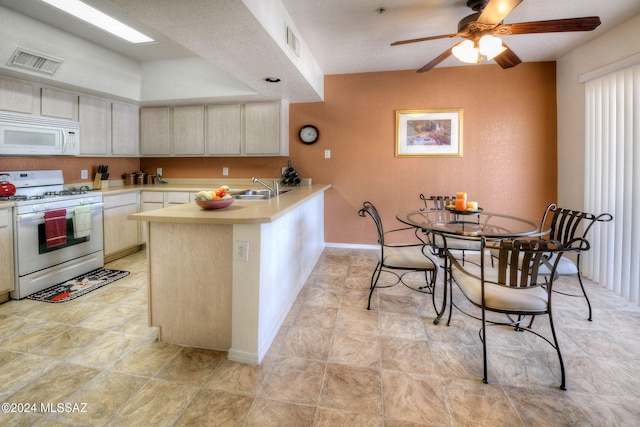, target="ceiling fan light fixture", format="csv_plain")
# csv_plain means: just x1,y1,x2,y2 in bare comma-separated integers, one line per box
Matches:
479,35,506,60
452,40,479,63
